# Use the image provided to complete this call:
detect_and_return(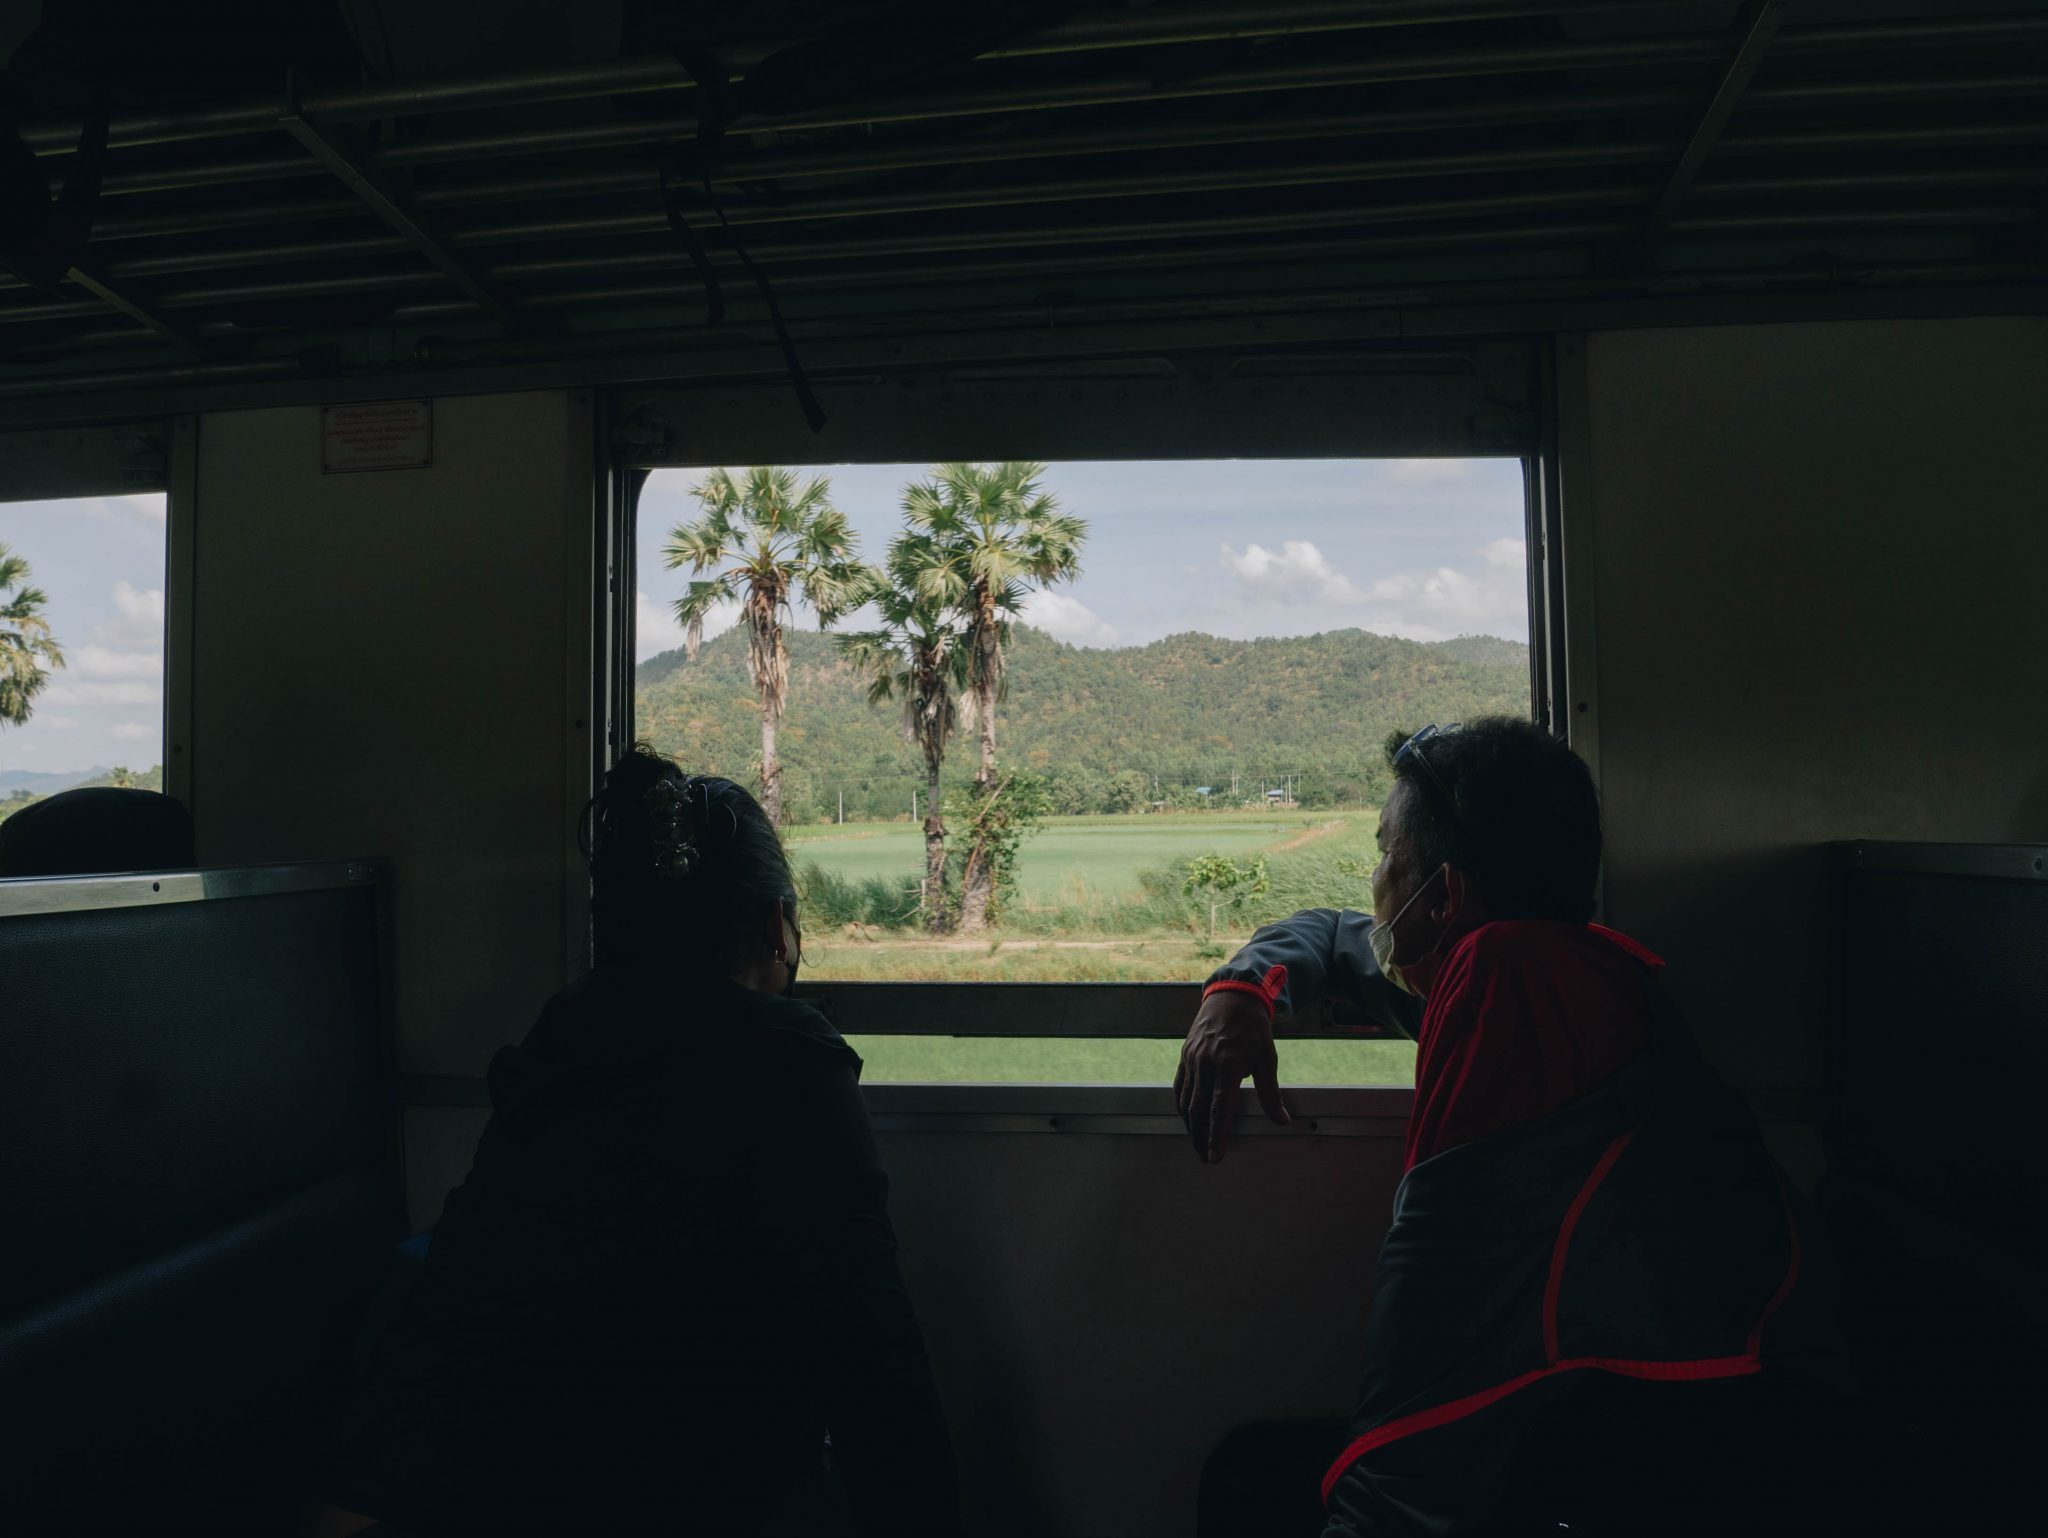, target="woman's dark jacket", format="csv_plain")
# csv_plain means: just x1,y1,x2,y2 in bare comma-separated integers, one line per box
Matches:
329,973,959,1536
